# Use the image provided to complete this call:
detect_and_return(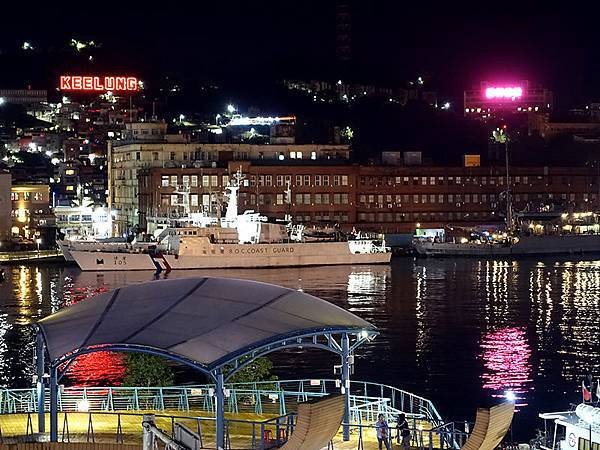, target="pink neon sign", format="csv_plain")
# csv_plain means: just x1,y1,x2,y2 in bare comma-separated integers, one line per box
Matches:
485,86,523,99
